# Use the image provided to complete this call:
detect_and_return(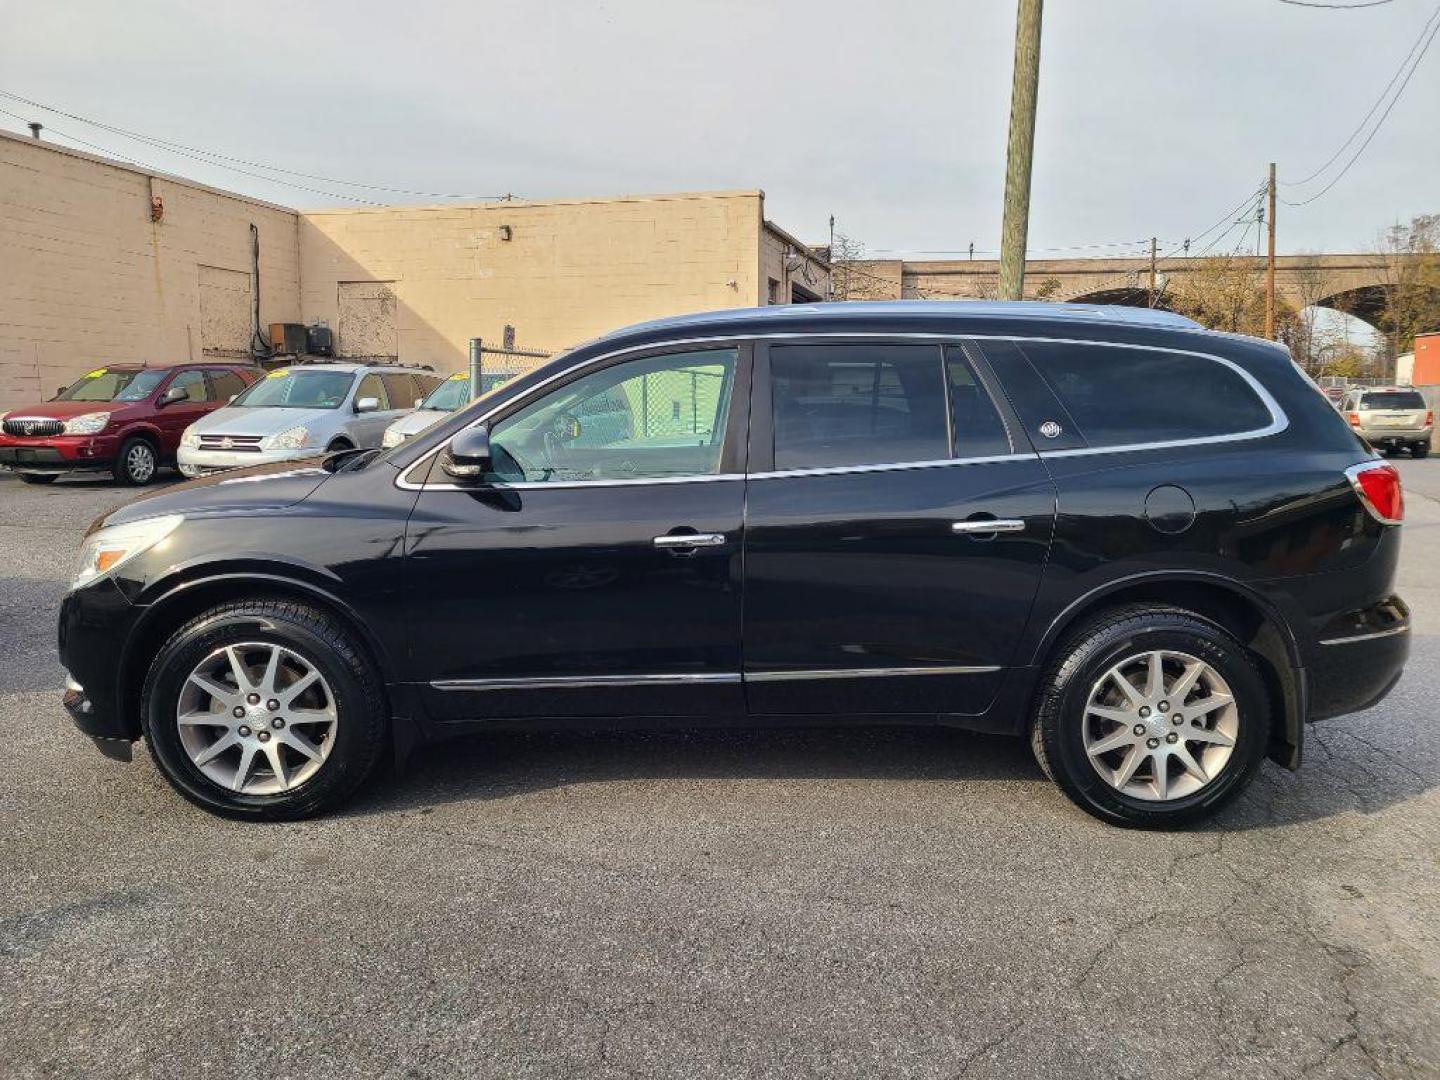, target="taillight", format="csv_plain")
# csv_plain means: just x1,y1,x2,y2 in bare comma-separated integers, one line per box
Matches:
1347,412,1361,427
1346,461,1404,525
1427,411,1434,426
